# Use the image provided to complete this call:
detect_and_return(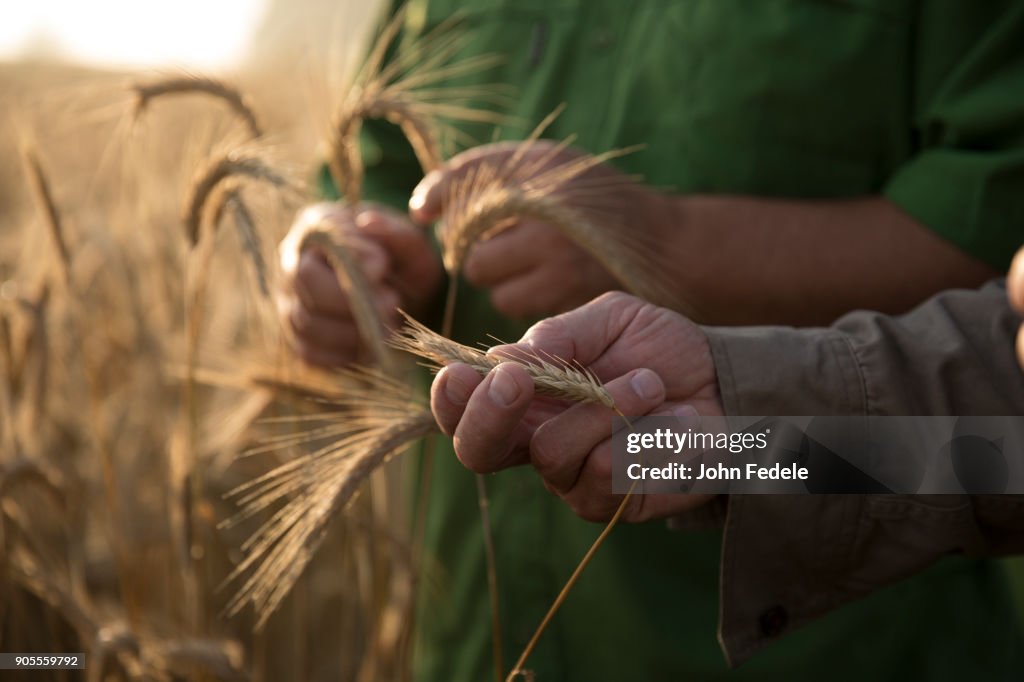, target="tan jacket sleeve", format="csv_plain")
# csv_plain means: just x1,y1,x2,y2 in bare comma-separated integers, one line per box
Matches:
698,280,1024,666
